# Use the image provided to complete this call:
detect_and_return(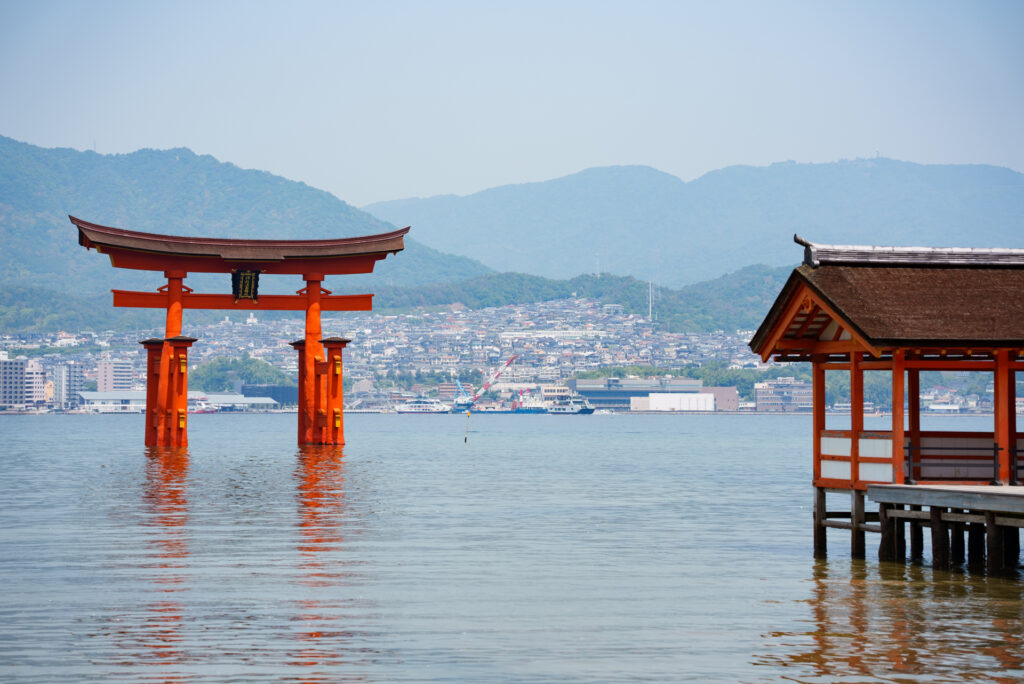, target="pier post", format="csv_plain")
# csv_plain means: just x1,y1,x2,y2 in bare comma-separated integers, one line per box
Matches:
895,505,906,560
986,511,1004,573
930,507,950,570
878,503,895,562
968,522,986,568
950,510,965,566
851,490,866,559
1003,528,1019,568
910,505,924,561
813,487,827,558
